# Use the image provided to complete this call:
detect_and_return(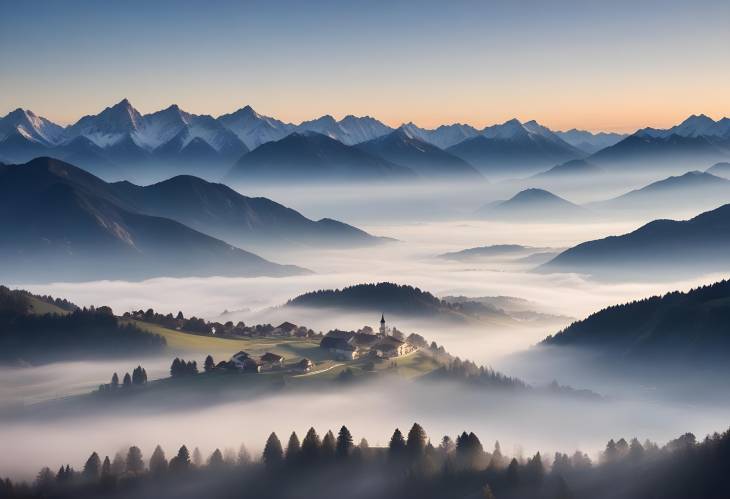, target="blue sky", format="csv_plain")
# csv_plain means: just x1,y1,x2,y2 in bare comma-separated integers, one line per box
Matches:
1,0,729,131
